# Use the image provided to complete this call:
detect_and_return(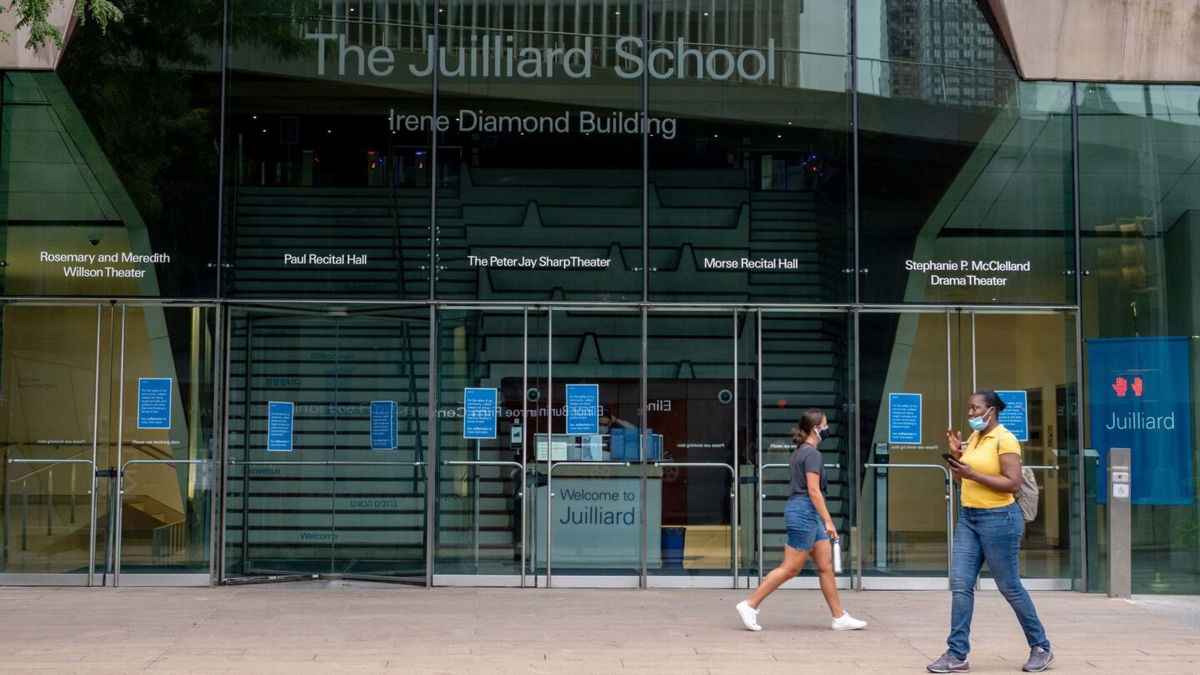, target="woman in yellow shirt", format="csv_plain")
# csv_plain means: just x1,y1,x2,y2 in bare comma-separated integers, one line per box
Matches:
926,390,1053,674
